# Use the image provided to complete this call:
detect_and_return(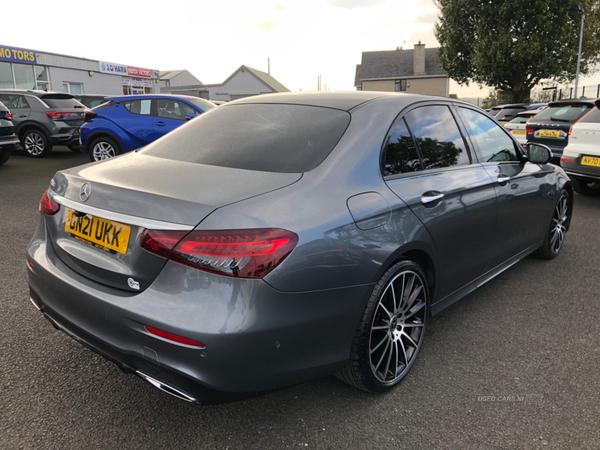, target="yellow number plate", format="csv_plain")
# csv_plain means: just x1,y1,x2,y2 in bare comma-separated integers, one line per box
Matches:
539,129,560,138
511,130,526,135
581,156,600,167
65,209,131,254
